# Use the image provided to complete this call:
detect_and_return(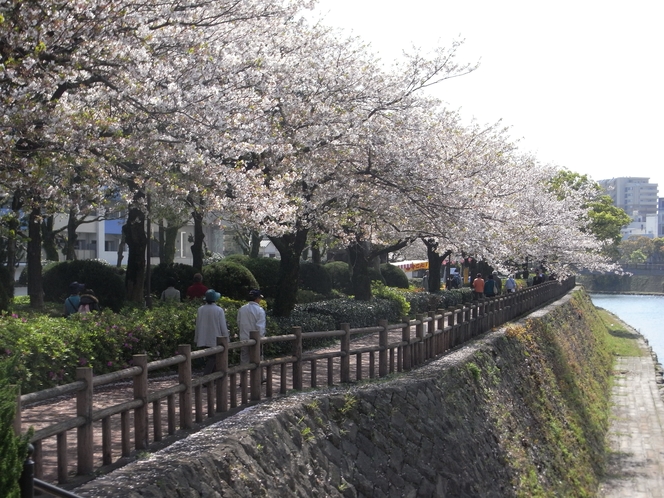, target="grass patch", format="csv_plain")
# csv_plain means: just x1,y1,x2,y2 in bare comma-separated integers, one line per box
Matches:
596,309,643,357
